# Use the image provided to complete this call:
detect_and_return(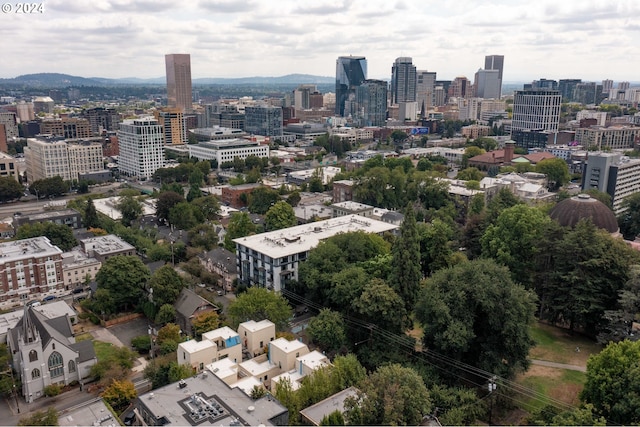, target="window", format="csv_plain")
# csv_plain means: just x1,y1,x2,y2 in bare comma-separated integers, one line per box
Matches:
29,350,38,362
68,360,76,373
48,352,63,378
31,368,40,379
